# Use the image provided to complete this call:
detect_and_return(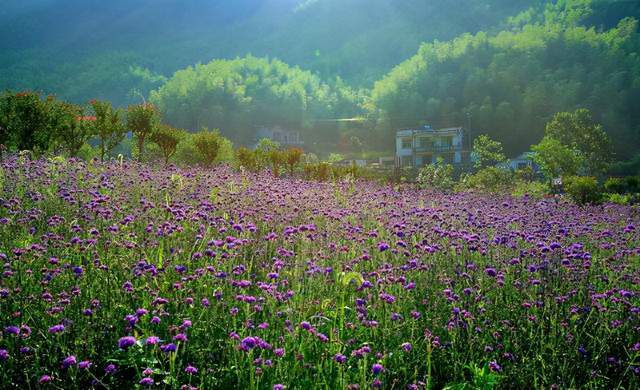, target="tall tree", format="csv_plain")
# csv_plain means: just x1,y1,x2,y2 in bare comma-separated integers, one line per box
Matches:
544,108,611,175
127,103,159,162
151,124,183,165
91,99,126,161
473,134,507,169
